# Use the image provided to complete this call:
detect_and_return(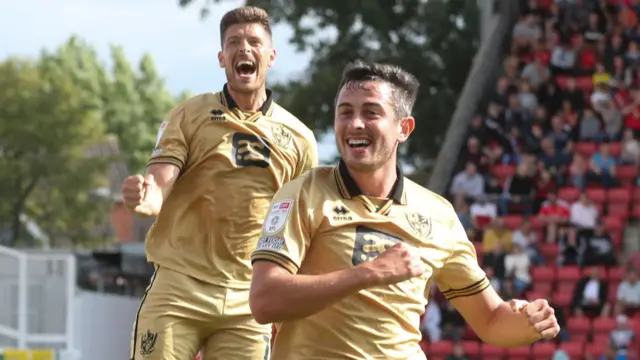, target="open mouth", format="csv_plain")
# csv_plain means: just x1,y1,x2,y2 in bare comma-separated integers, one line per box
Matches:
346,138,371,149
235,60,256,77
